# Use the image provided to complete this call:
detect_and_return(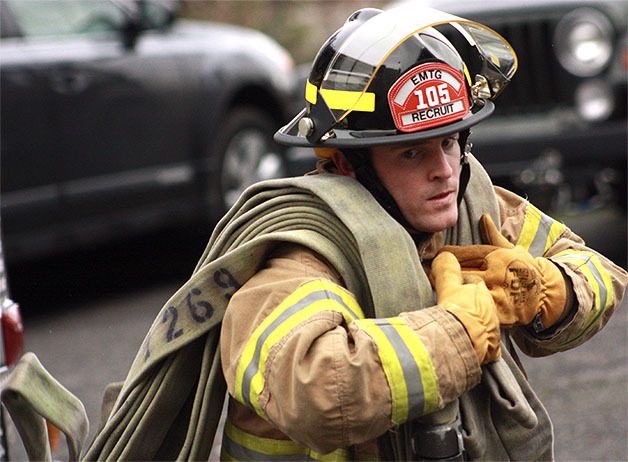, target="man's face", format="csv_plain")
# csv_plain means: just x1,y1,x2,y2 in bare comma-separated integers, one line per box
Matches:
370,134,461,233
